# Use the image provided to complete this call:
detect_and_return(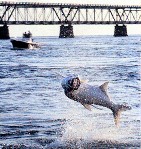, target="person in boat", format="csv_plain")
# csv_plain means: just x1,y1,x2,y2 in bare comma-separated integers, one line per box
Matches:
23,31,32,38
28,31,32,36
